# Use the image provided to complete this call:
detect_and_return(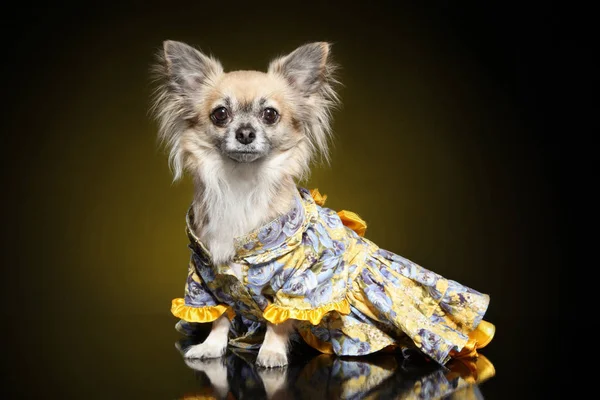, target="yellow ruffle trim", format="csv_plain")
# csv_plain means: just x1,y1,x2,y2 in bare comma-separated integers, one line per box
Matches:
299,328,334,354
310,188,367,237
171,298,235,323
263,299,351,325
450,320,496,359
337,210,367,237
310,188,328,206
